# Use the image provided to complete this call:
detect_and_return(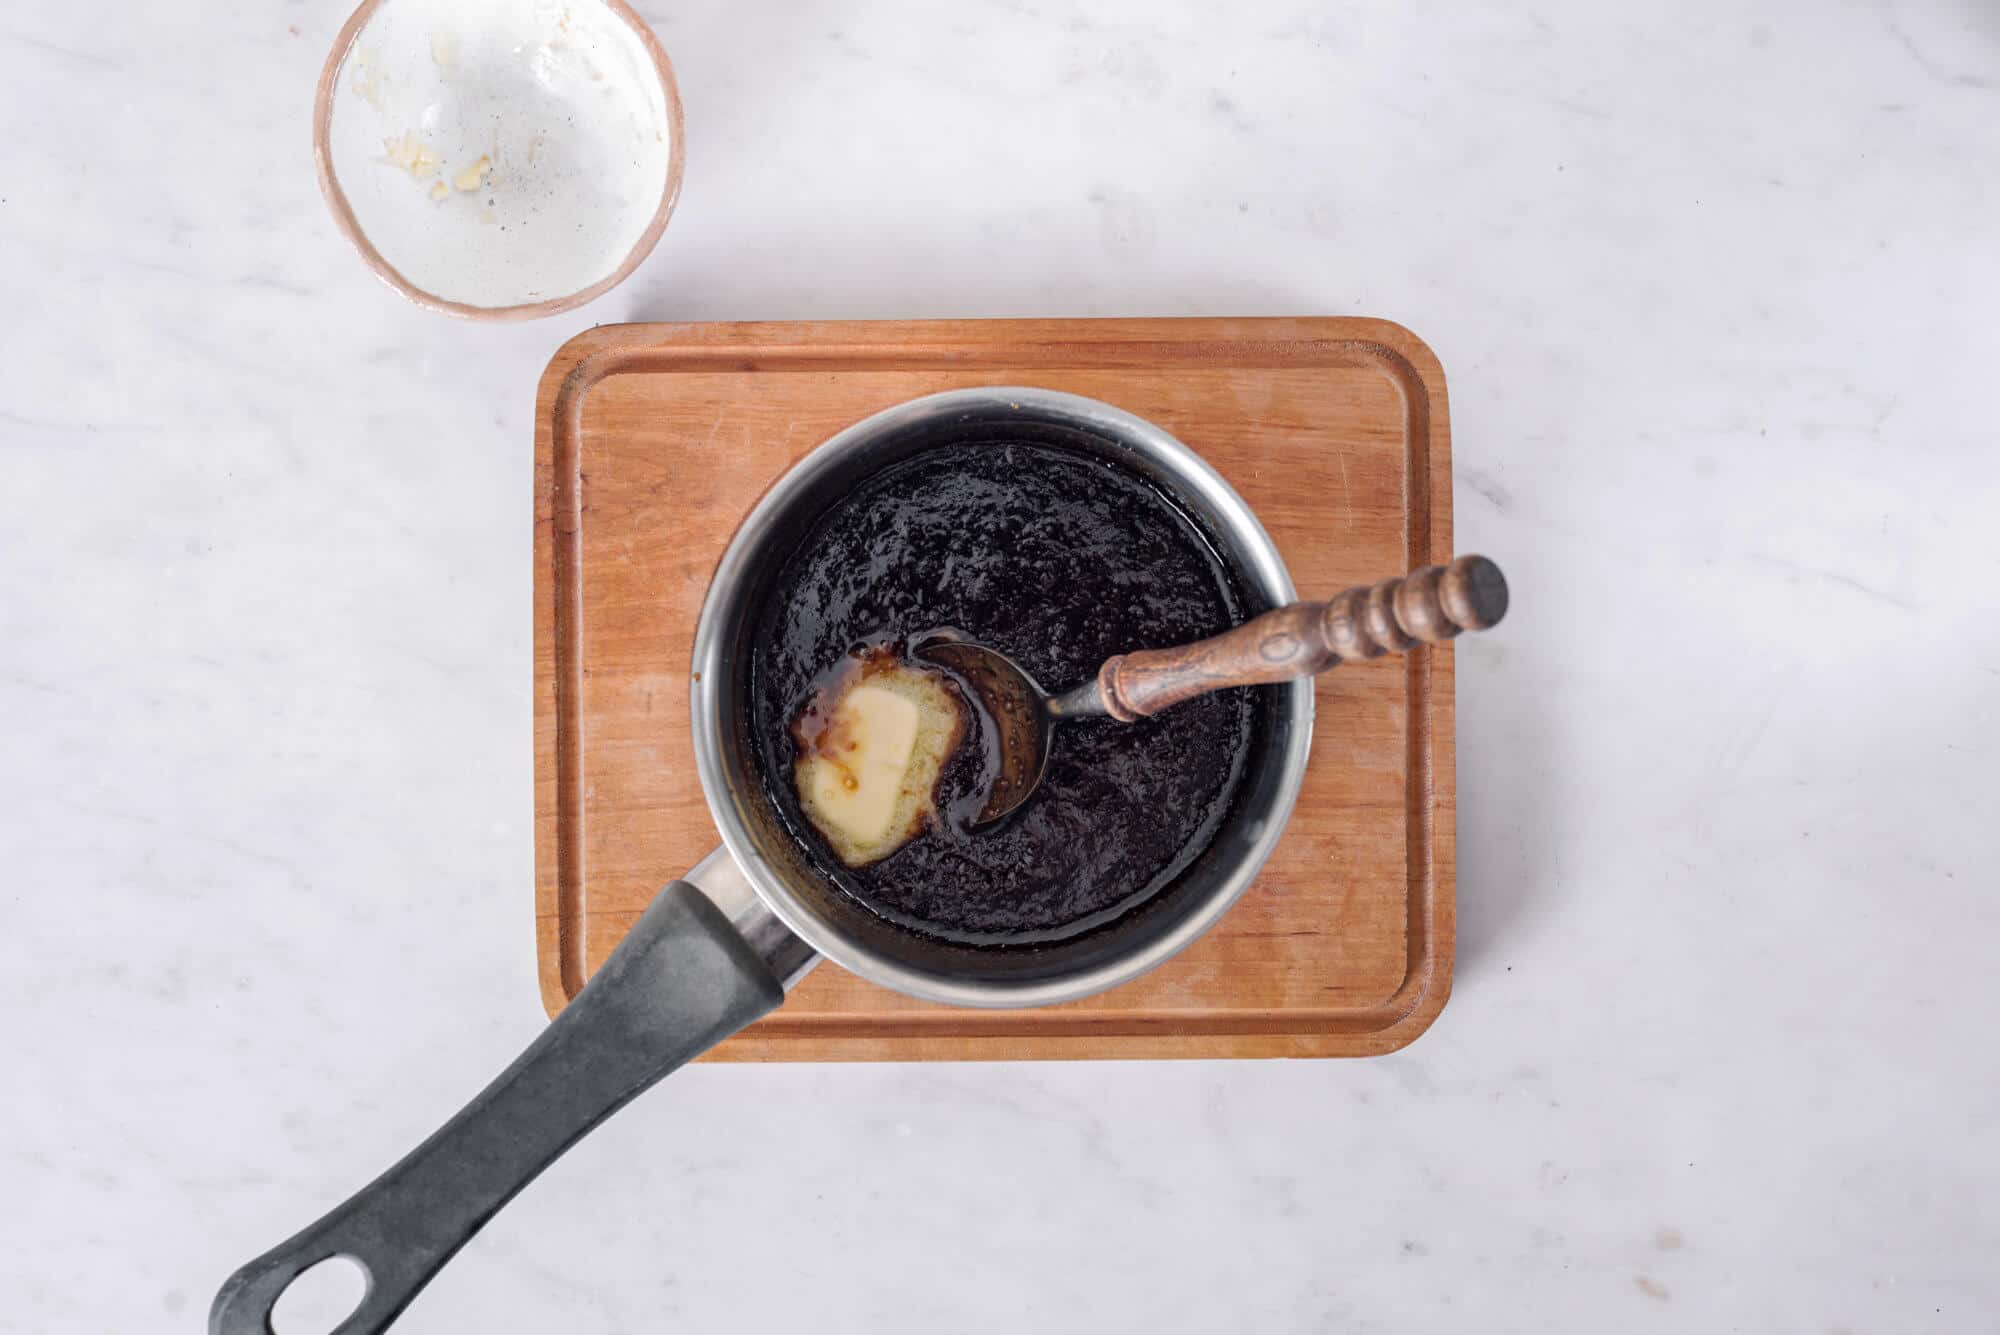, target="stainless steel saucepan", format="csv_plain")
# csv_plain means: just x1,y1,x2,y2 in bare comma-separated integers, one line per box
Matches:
212,388,1316,1333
